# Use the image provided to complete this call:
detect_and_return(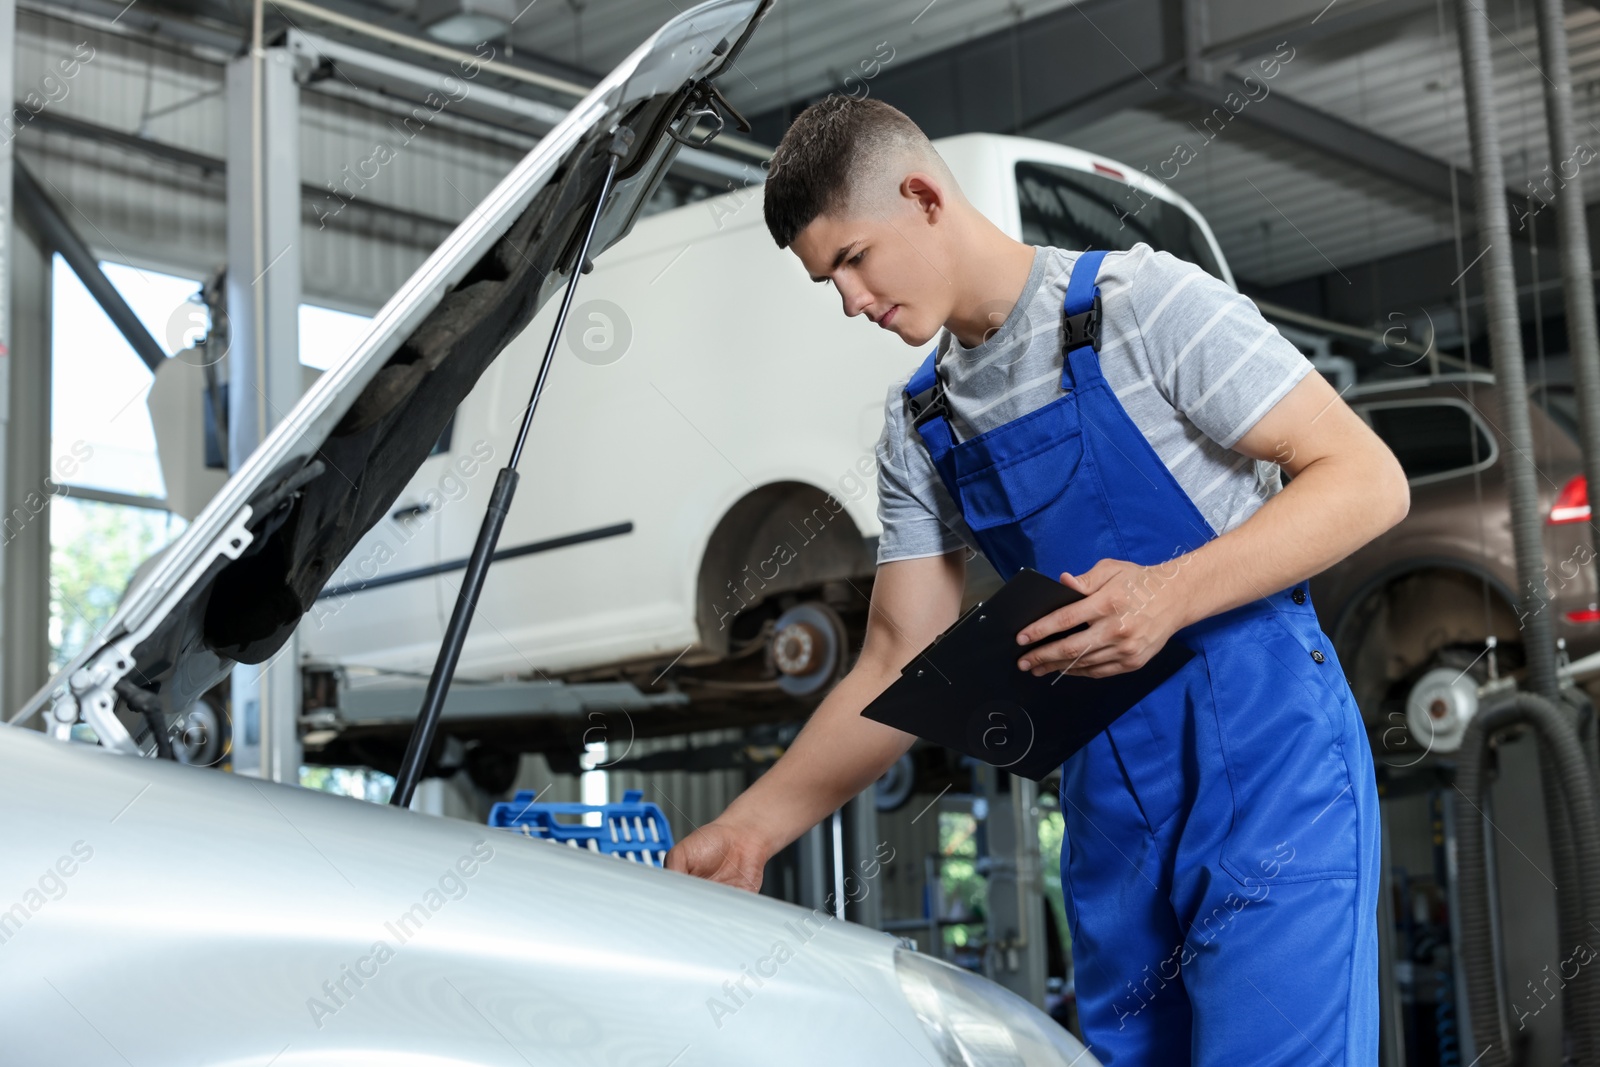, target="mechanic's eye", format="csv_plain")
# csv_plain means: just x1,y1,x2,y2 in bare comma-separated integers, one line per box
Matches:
851,250,866,265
